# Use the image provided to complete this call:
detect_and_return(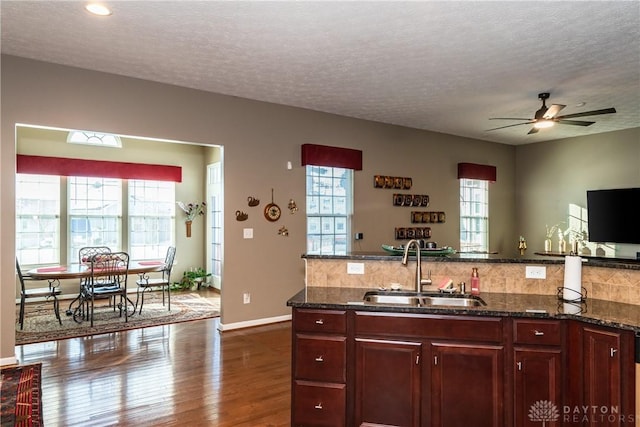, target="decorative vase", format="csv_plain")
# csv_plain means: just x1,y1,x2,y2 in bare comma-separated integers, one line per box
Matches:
186,220,192,238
